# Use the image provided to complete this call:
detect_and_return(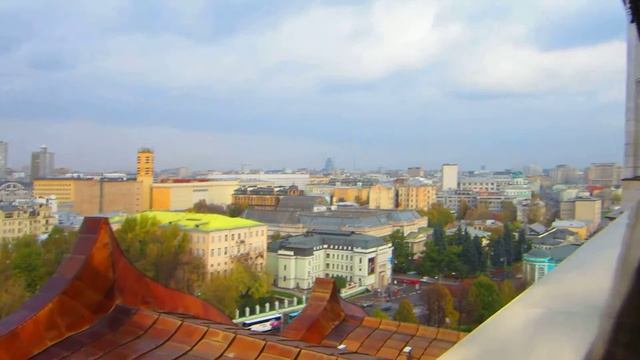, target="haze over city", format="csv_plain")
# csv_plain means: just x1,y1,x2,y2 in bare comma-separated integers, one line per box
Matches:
0,0,627,171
